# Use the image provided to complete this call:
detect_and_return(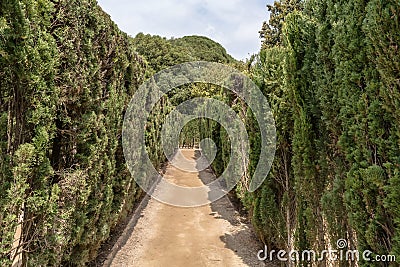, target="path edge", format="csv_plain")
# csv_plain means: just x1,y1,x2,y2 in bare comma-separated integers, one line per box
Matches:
101,174,162,267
